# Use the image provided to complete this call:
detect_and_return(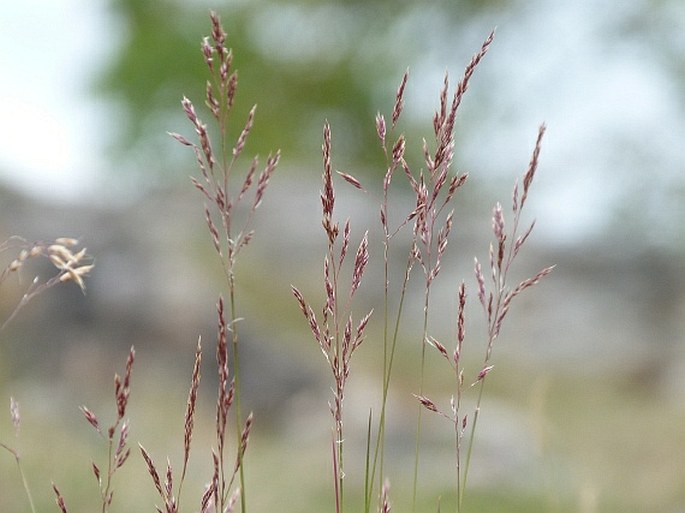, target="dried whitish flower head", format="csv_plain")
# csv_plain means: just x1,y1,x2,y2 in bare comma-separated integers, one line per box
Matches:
10,397,20,432
49,244,87,266
54,237,79,247
59,264,95,293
